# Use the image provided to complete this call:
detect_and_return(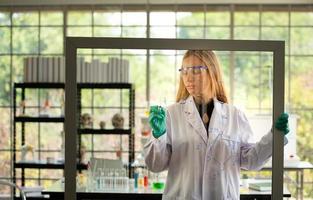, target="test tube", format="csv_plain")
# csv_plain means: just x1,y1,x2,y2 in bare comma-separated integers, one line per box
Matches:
108,168,114,191
100,168,105,191
144,174,148,188
129,178,135,191
103,168,108,191
114,169,120,190
138,168,144,189
134,169,139,189
121,167,128,191
96,168,101,191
